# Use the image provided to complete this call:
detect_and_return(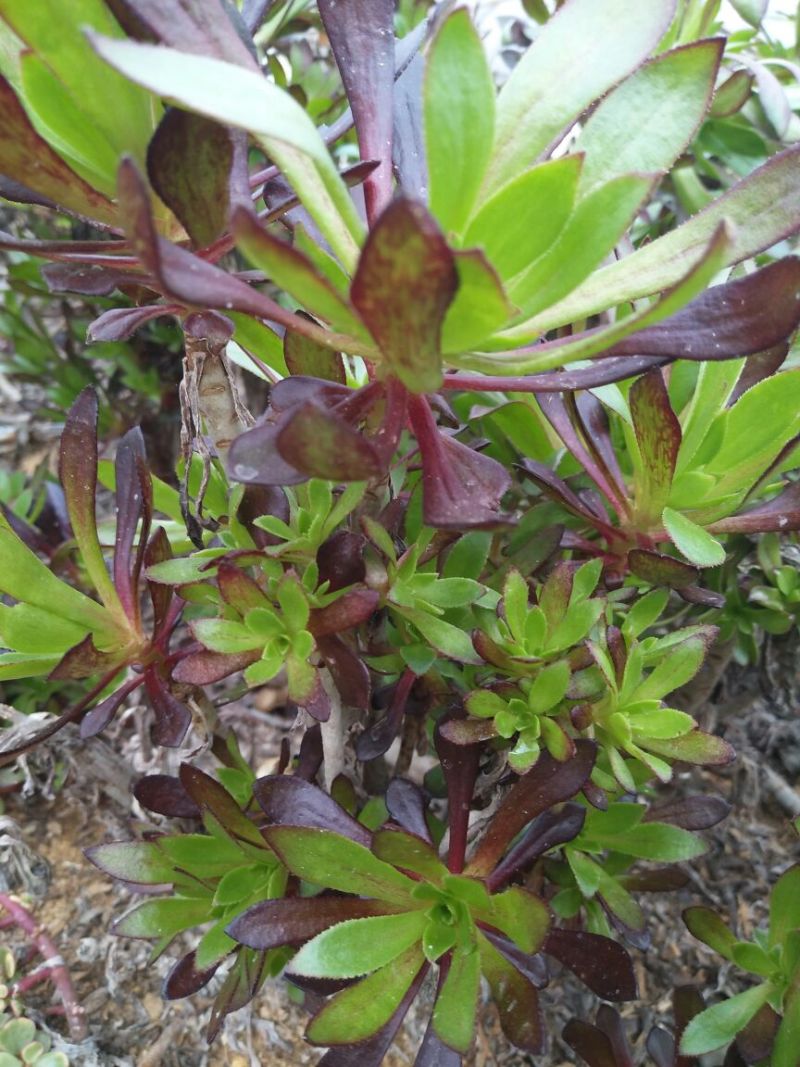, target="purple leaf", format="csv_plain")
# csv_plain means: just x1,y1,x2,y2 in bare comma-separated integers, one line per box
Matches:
544,929,637,1001
49,634,120,681
467,741,597,877
644,795,731,830
386,778,432,843
729,342,788,403
629,370,682,524
357,668,417,761
646,1026,677,1067
415,1017,463,1067
87,305,177,343
147,109,232,248
172,648,260,685
410,396,512,529
253,776,371,845
144,672,192,747
434,721,481,874
621,868,690,892
393,53,428,200
597,1006,637,1066
228,896,394,950
318,0,395,221
107,0,258,65
563,1019,619,1067
628,549,699,588
0,76,117,226
277,402,384,481
574,393,627,499
41,262,137,296
133,774,200,819
442,356,672,396
79,681,138,738
351,198,457,393
538,393,626,512
114,427,151,625
316,531,367,591
296,723,324,781
316,635,371,711
709,480,800,534
488,803,586,892
227,418,308,487
480,932,549,988
163,950,220,999
207,948,270,1042
479,934,545,1054
735,1002,780,1063
606,258,800,361
519,459,608,528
